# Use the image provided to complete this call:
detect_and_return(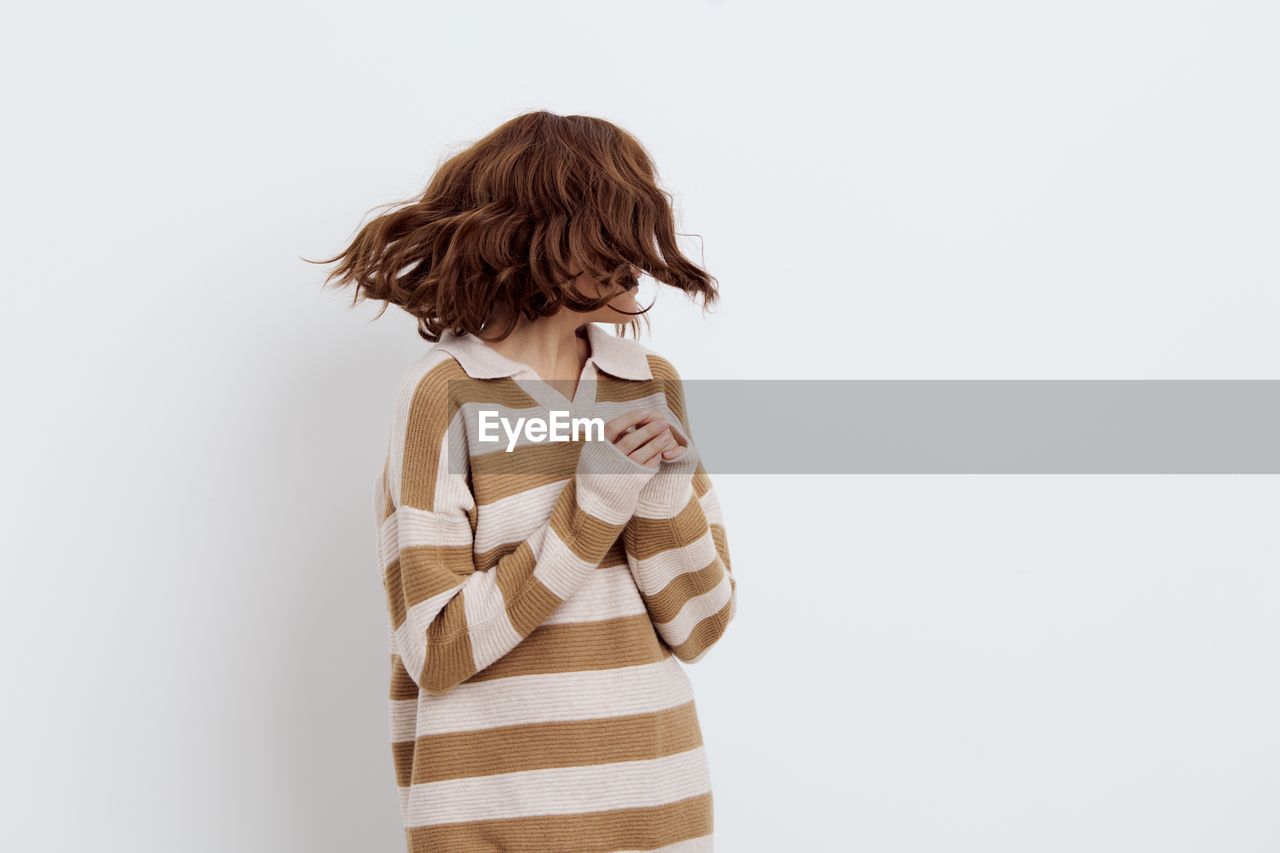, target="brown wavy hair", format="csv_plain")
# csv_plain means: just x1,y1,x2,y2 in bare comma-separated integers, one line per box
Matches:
308,110,717,342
